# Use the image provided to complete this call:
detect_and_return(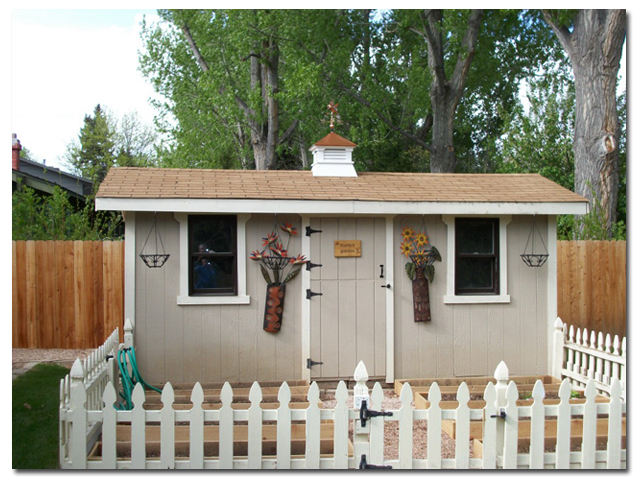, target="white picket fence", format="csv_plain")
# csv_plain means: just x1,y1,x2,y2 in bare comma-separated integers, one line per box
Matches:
59,318,626,469
551,318,626,400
